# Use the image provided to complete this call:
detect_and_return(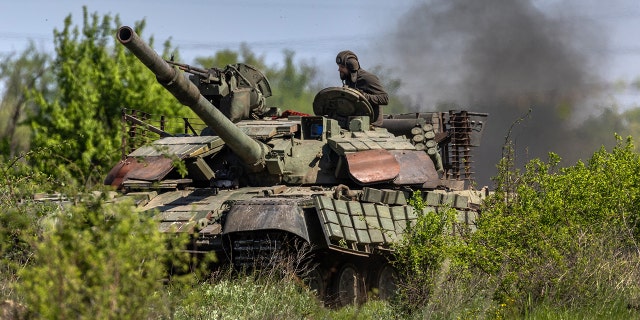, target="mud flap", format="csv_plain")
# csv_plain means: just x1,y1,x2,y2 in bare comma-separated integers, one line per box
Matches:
222,199,310,242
